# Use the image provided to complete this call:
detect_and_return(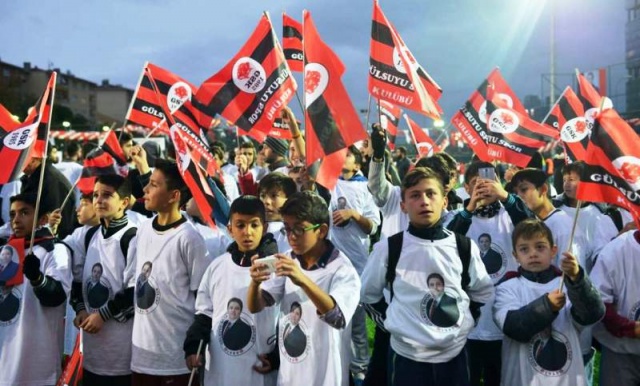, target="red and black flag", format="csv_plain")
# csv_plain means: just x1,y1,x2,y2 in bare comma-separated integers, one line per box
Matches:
0,72,56,184
369,0,442,119
77,148,117,195
56,331,83,386
0,104,20,133
485,97,558,168
543,87,590,162
404,114,439,158
283,13,303,72
102,129,127,166
576,108,640,226
195,14,297,136
269,117,294,140
377,99,401,150
450,68,526,162
576,71,608,112
125,62,199,136
303,10,368,190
